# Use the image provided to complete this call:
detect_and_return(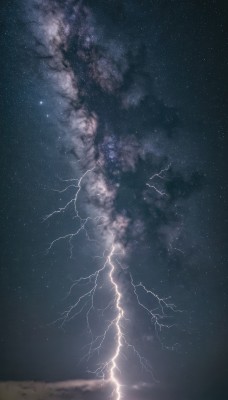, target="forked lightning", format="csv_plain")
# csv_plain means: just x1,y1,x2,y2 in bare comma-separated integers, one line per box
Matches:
45,168,179,399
